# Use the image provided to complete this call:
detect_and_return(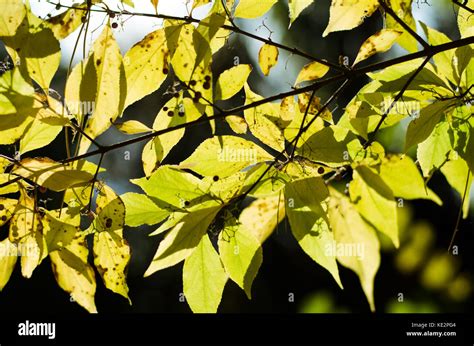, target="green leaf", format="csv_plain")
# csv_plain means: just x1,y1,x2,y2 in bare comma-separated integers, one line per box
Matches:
132,166,207,209
121,192,170,227
323,0,379,37
219,218,262,298
258,43,279,76
420,22,456,84
298,125,357,167
457,0,474,38
215,64,252,100
353,29,402,66
440,158,472,219
78,23,126,154
144,200,222,276
234,0,278,19
285,178,342,287
90,186,130,302
123,28,169,108
405,100,456,150
417,121,451,177
0,0,26,36
183,235,228,313
180,136,273,177
349,166,399,247
288,0,313,27
0,238,17,291
328,188,380,311
386,0,418,52
295,61,330,85
379,155,442,205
